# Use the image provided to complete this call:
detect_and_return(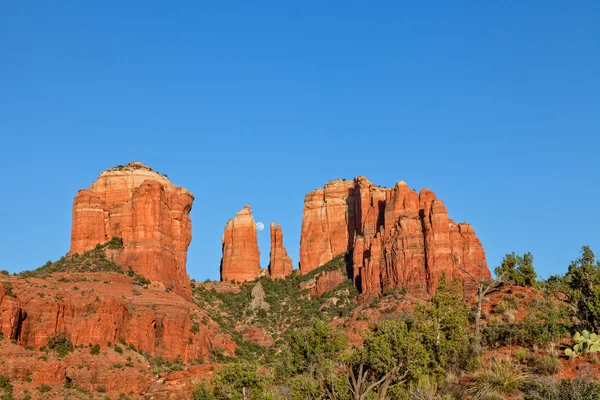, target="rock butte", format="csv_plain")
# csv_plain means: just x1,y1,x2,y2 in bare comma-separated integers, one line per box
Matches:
0,165,494,397
268,223,293,279
221,205,261,282
69,162,193,300
300,177,489,297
